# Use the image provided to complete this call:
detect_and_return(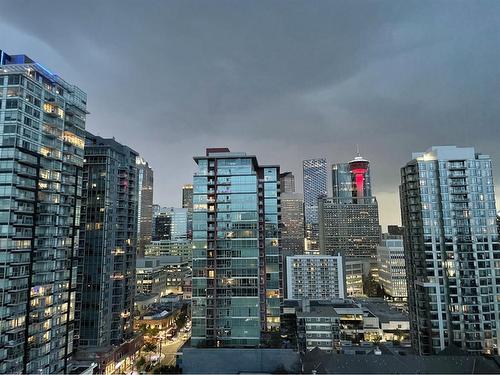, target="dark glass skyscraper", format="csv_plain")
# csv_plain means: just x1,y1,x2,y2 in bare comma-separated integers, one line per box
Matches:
182,184,193,239
136,157,153,258
0,51,87,374
302,158,327,254
75,134,138,354
191,148,281,347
